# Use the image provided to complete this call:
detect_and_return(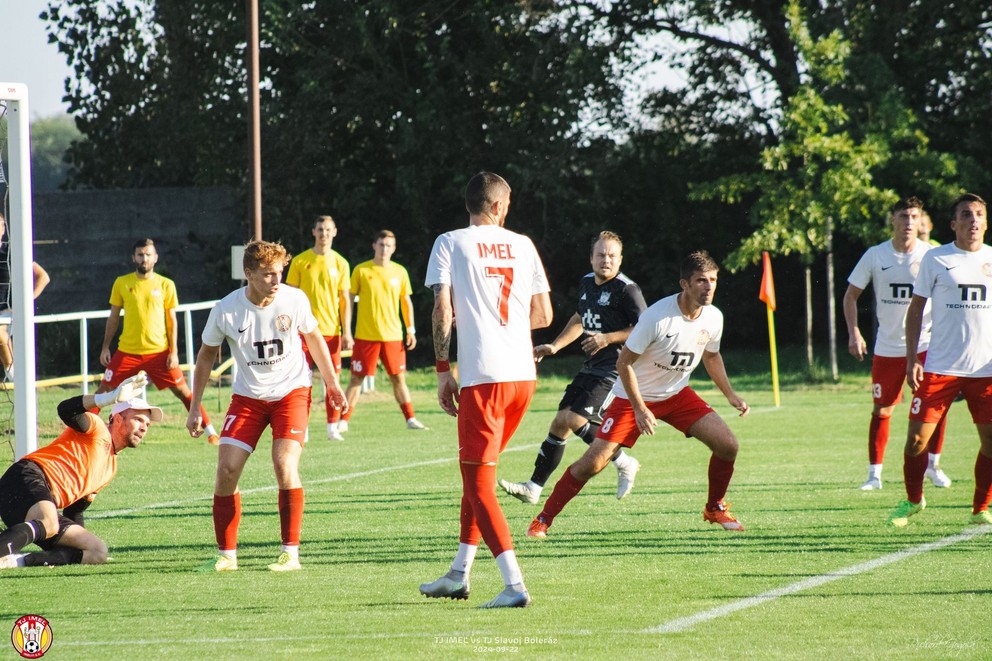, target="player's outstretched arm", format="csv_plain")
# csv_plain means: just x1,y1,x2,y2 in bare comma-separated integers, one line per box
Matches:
530,292,553,330
32,262,50,299
534,313,583,362
842,284,867,361
617,346,656,434
303,328,349,413
904,294,928,391
702,350,749,416
431,283,459,416
186,344,220,437
100,305,124,367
